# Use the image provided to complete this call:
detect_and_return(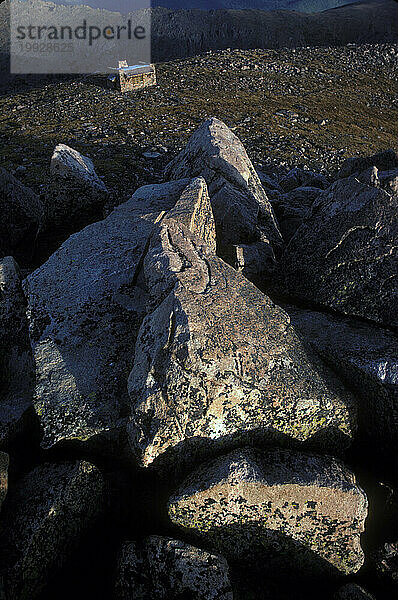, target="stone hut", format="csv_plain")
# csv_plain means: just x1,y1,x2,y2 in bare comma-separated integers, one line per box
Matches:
108,61,157,92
